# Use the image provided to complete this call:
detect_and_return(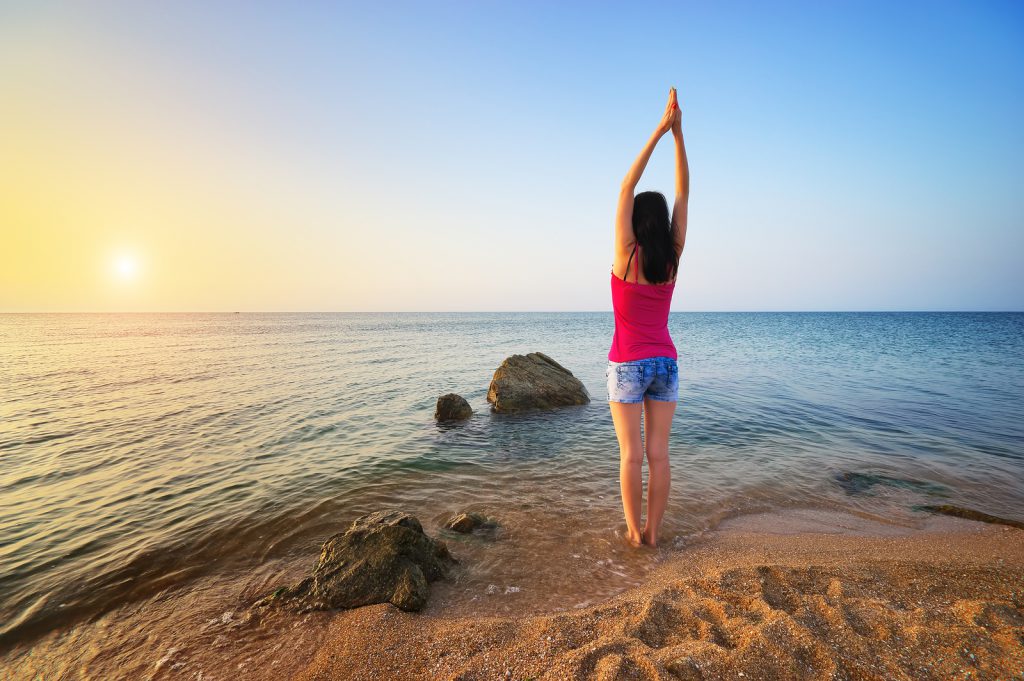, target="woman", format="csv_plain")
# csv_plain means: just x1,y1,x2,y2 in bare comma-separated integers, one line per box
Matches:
607,86,688,549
